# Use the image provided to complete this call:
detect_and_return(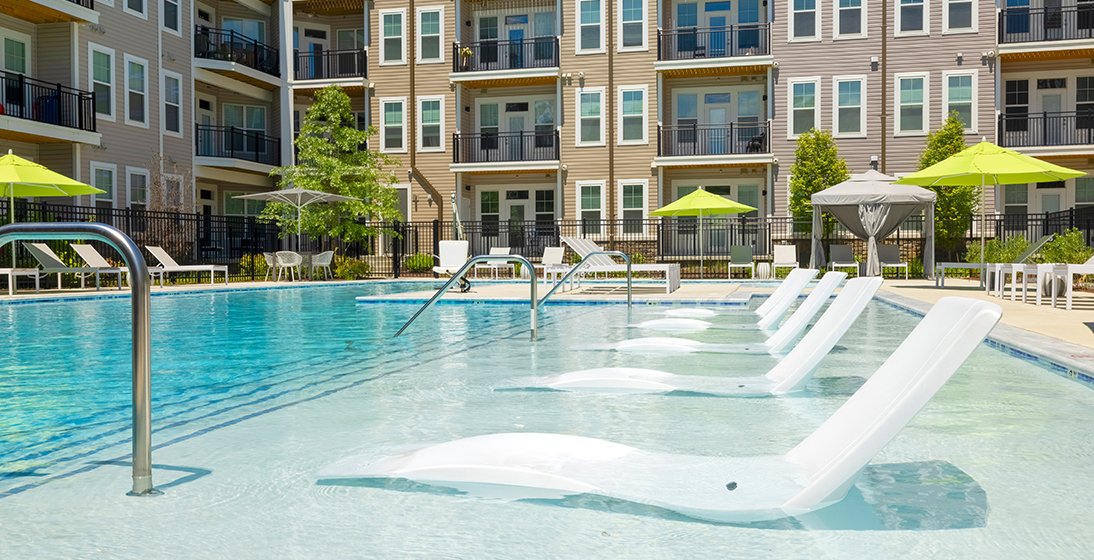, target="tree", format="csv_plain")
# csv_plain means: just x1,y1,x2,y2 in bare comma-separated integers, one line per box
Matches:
788,128,850,232
917,112,979,259
265,85,402,244
146,151,193,213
